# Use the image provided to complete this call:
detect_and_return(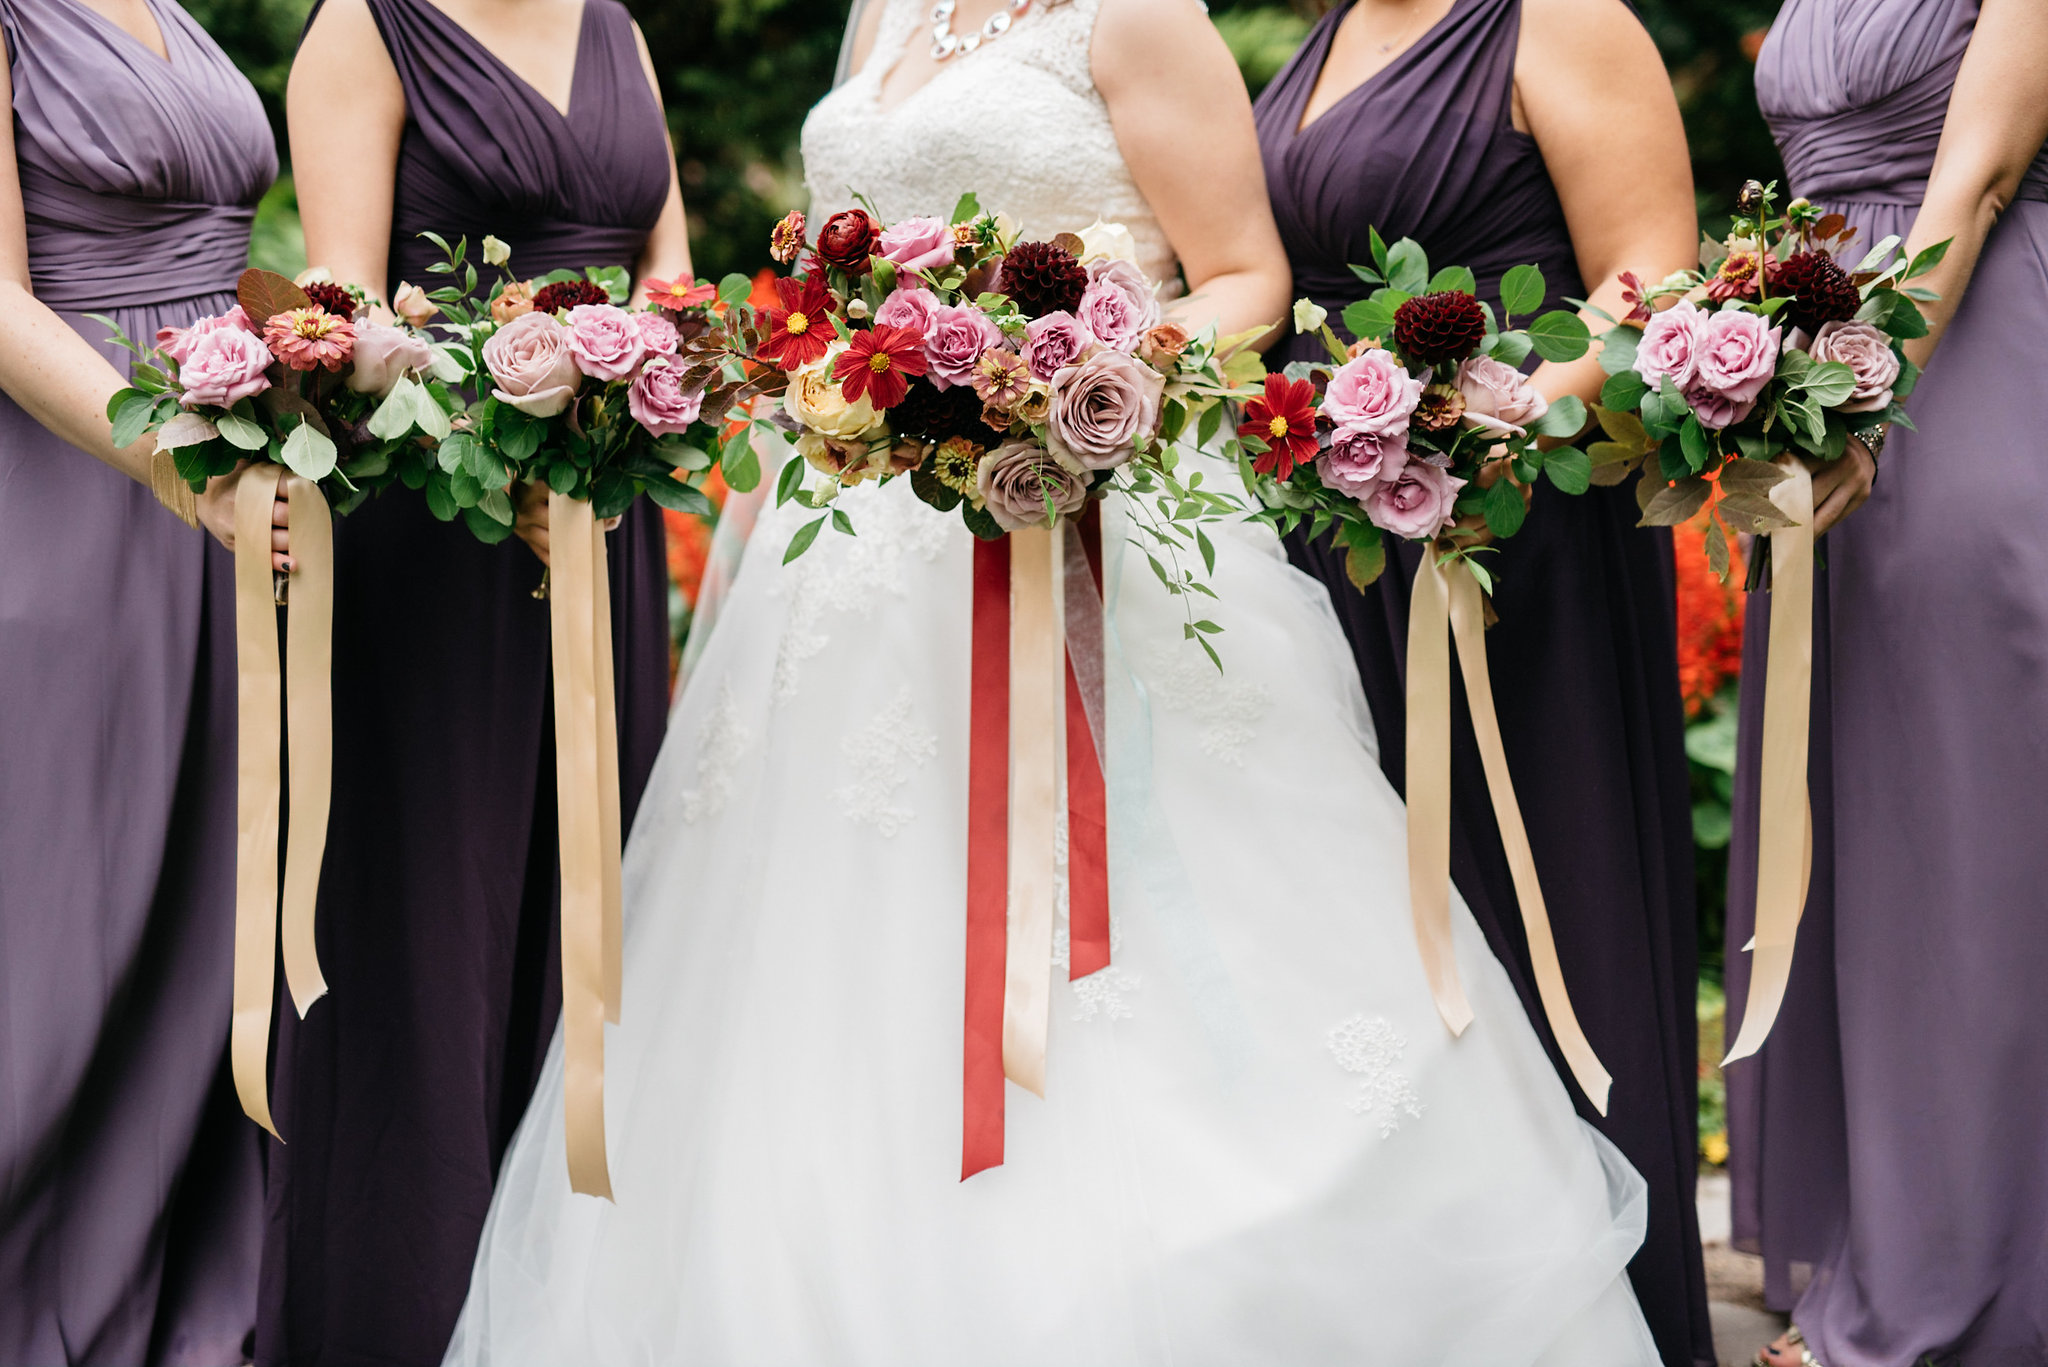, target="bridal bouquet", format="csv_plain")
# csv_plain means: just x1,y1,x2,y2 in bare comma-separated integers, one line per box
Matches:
1243,232,1593,592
